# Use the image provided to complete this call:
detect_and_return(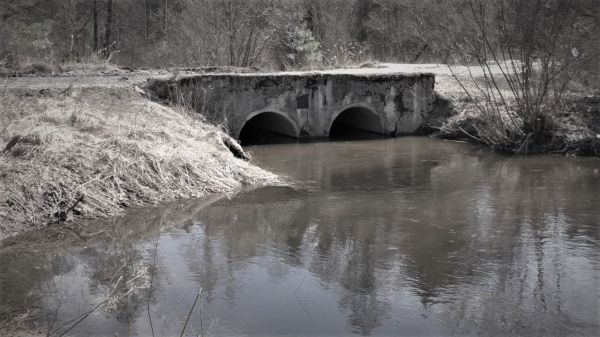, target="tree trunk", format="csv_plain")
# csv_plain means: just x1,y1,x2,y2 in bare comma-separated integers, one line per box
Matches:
93,0,98,52
163,0,168,35
105,0,113,59
227,1,235,66
353,0,372,43
144,0,148,47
